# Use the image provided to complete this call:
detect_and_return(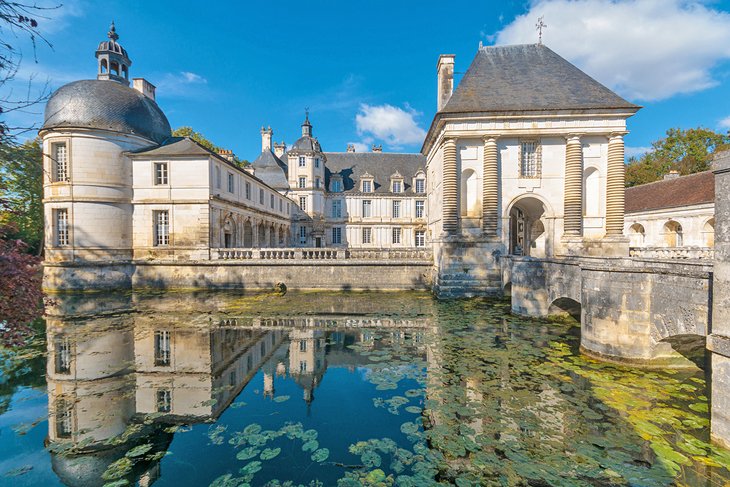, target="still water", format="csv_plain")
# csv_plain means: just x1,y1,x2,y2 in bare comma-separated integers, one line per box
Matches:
0,291,728,486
